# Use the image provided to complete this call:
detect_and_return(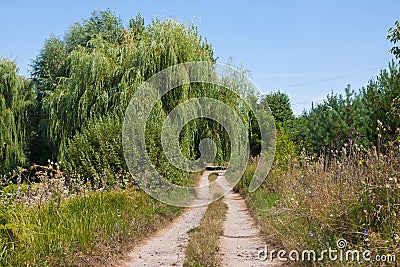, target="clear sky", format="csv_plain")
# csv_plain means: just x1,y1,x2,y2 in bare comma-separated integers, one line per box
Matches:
1,0,399,114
